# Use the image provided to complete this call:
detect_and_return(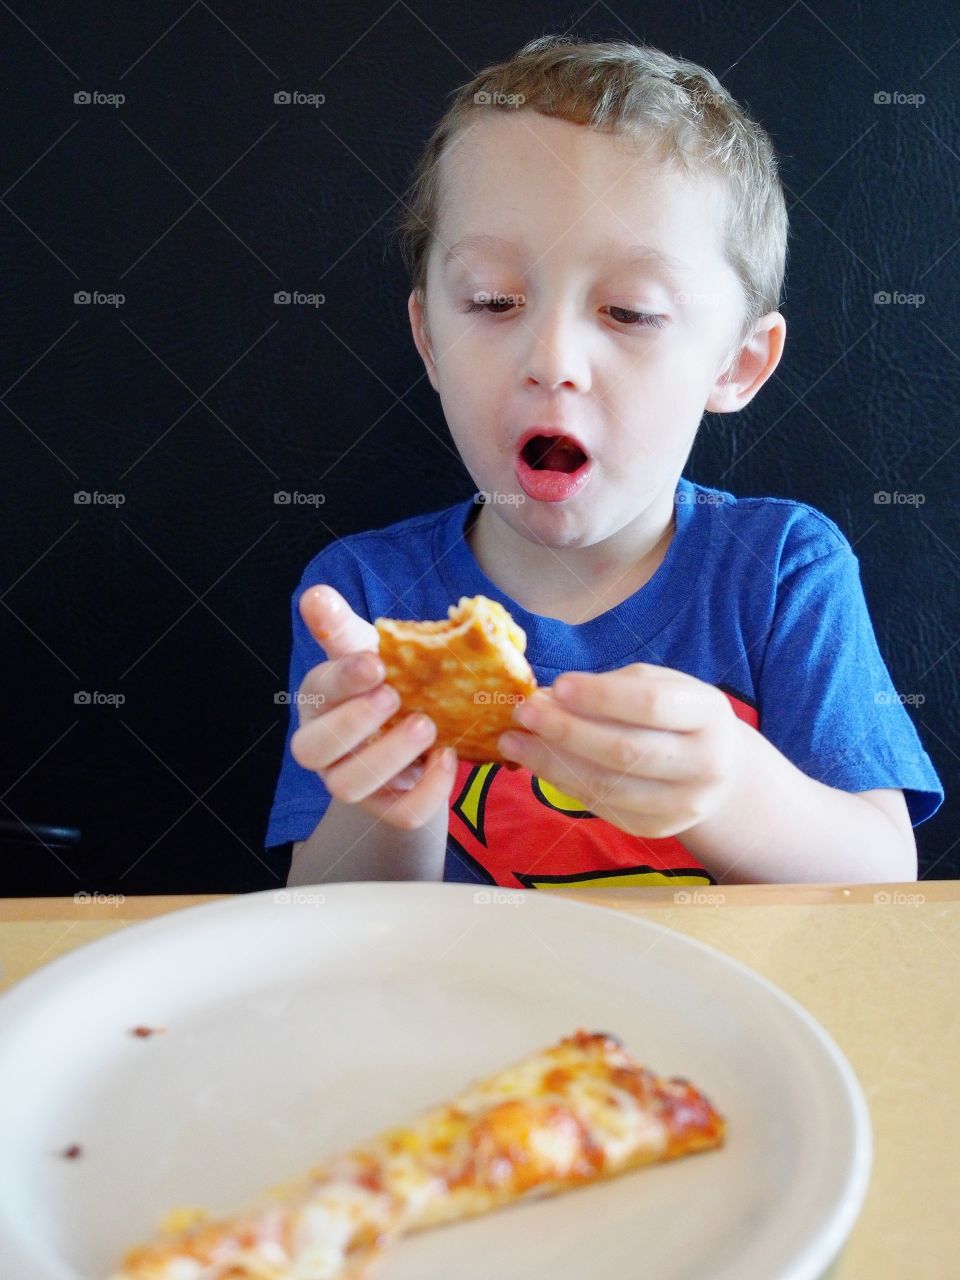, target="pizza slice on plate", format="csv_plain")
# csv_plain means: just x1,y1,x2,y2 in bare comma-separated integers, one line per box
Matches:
110,1030,725,1280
